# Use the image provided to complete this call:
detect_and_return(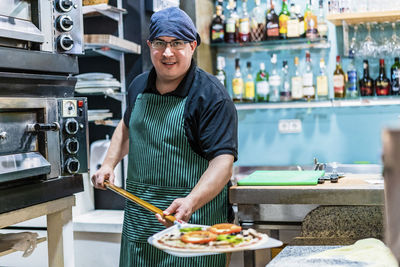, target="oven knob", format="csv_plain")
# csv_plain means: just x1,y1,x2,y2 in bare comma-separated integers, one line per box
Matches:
65,138,79,154
58,35,74,51
57,15,74,32
65,118,79,134
65,157,80,174
57,0,73,12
